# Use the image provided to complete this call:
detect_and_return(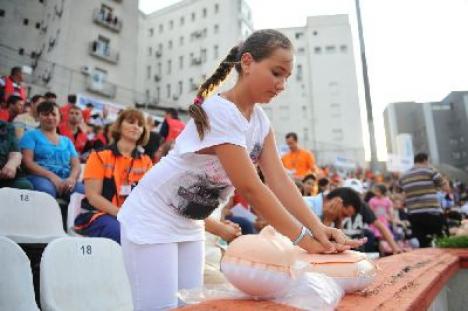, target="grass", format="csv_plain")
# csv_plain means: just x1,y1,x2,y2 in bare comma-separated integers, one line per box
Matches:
435,235,468,248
